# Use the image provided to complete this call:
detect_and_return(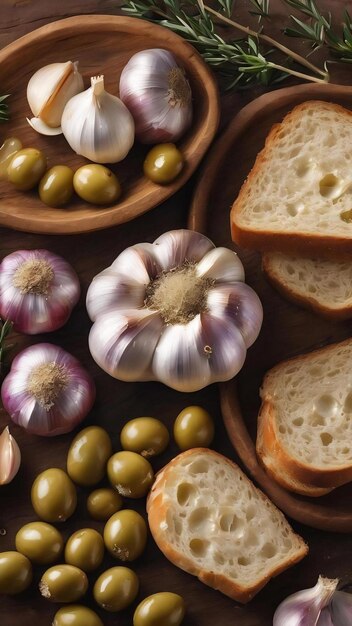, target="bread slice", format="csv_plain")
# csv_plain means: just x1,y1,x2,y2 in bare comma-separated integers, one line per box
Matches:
231,101,352,258
257,338,352,497
147,448,308,603
262,252,352,320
